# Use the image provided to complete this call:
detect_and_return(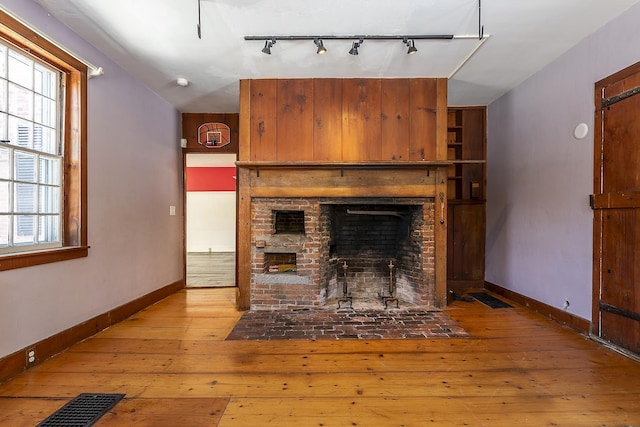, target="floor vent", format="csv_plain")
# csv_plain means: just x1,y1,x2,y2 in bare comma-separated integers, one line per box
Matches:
469,292,513,309
37,393,125,427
